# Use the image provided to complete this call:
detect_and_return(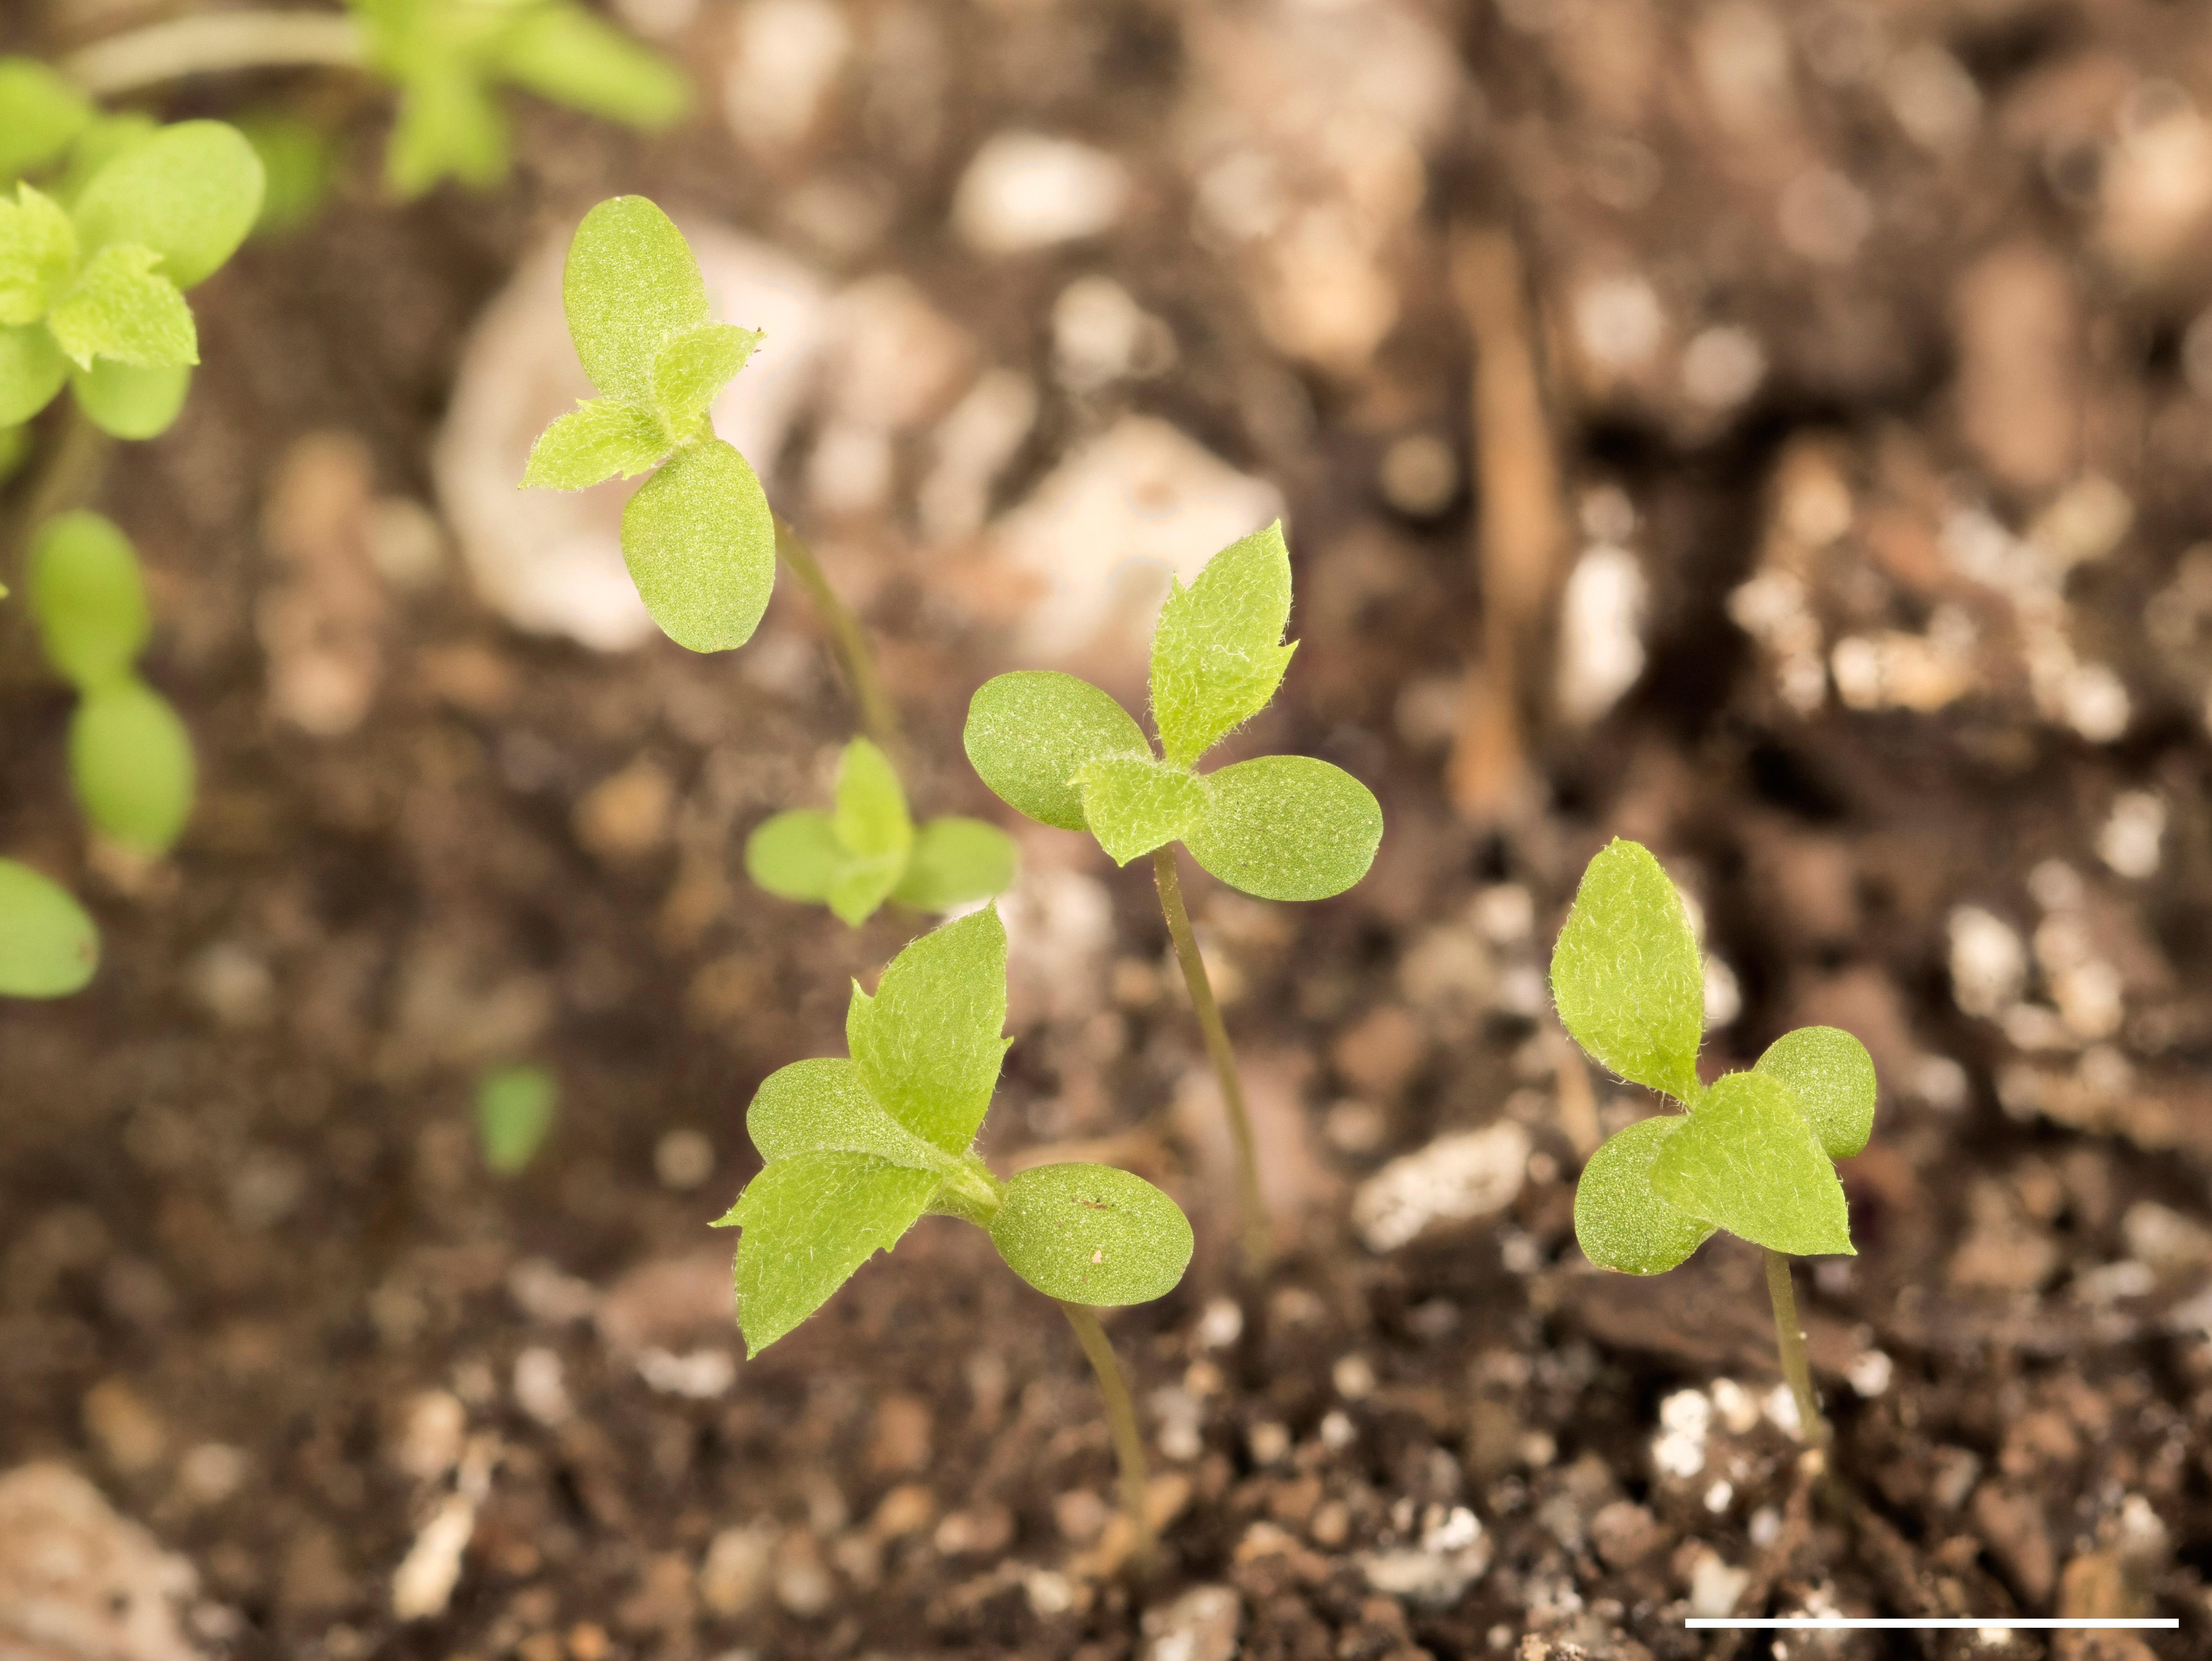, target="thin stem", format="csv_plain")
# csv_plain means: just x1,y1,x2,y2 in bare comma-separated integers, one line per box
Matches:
1059,1301,1152,1571
1151,845,1269,1278
773,518,899,753
1763,1249,1831,1456
62,12,368,97
5,405,111,566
